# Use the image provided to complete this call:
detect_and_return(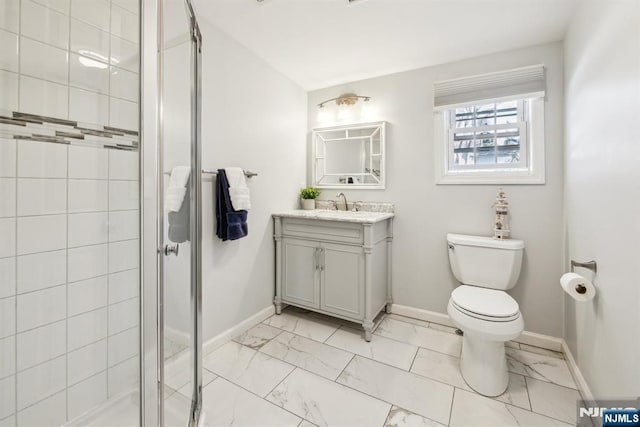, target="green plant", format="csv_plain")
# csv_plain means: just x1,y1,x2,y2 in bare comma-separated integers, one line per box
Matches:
299,186,320,200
